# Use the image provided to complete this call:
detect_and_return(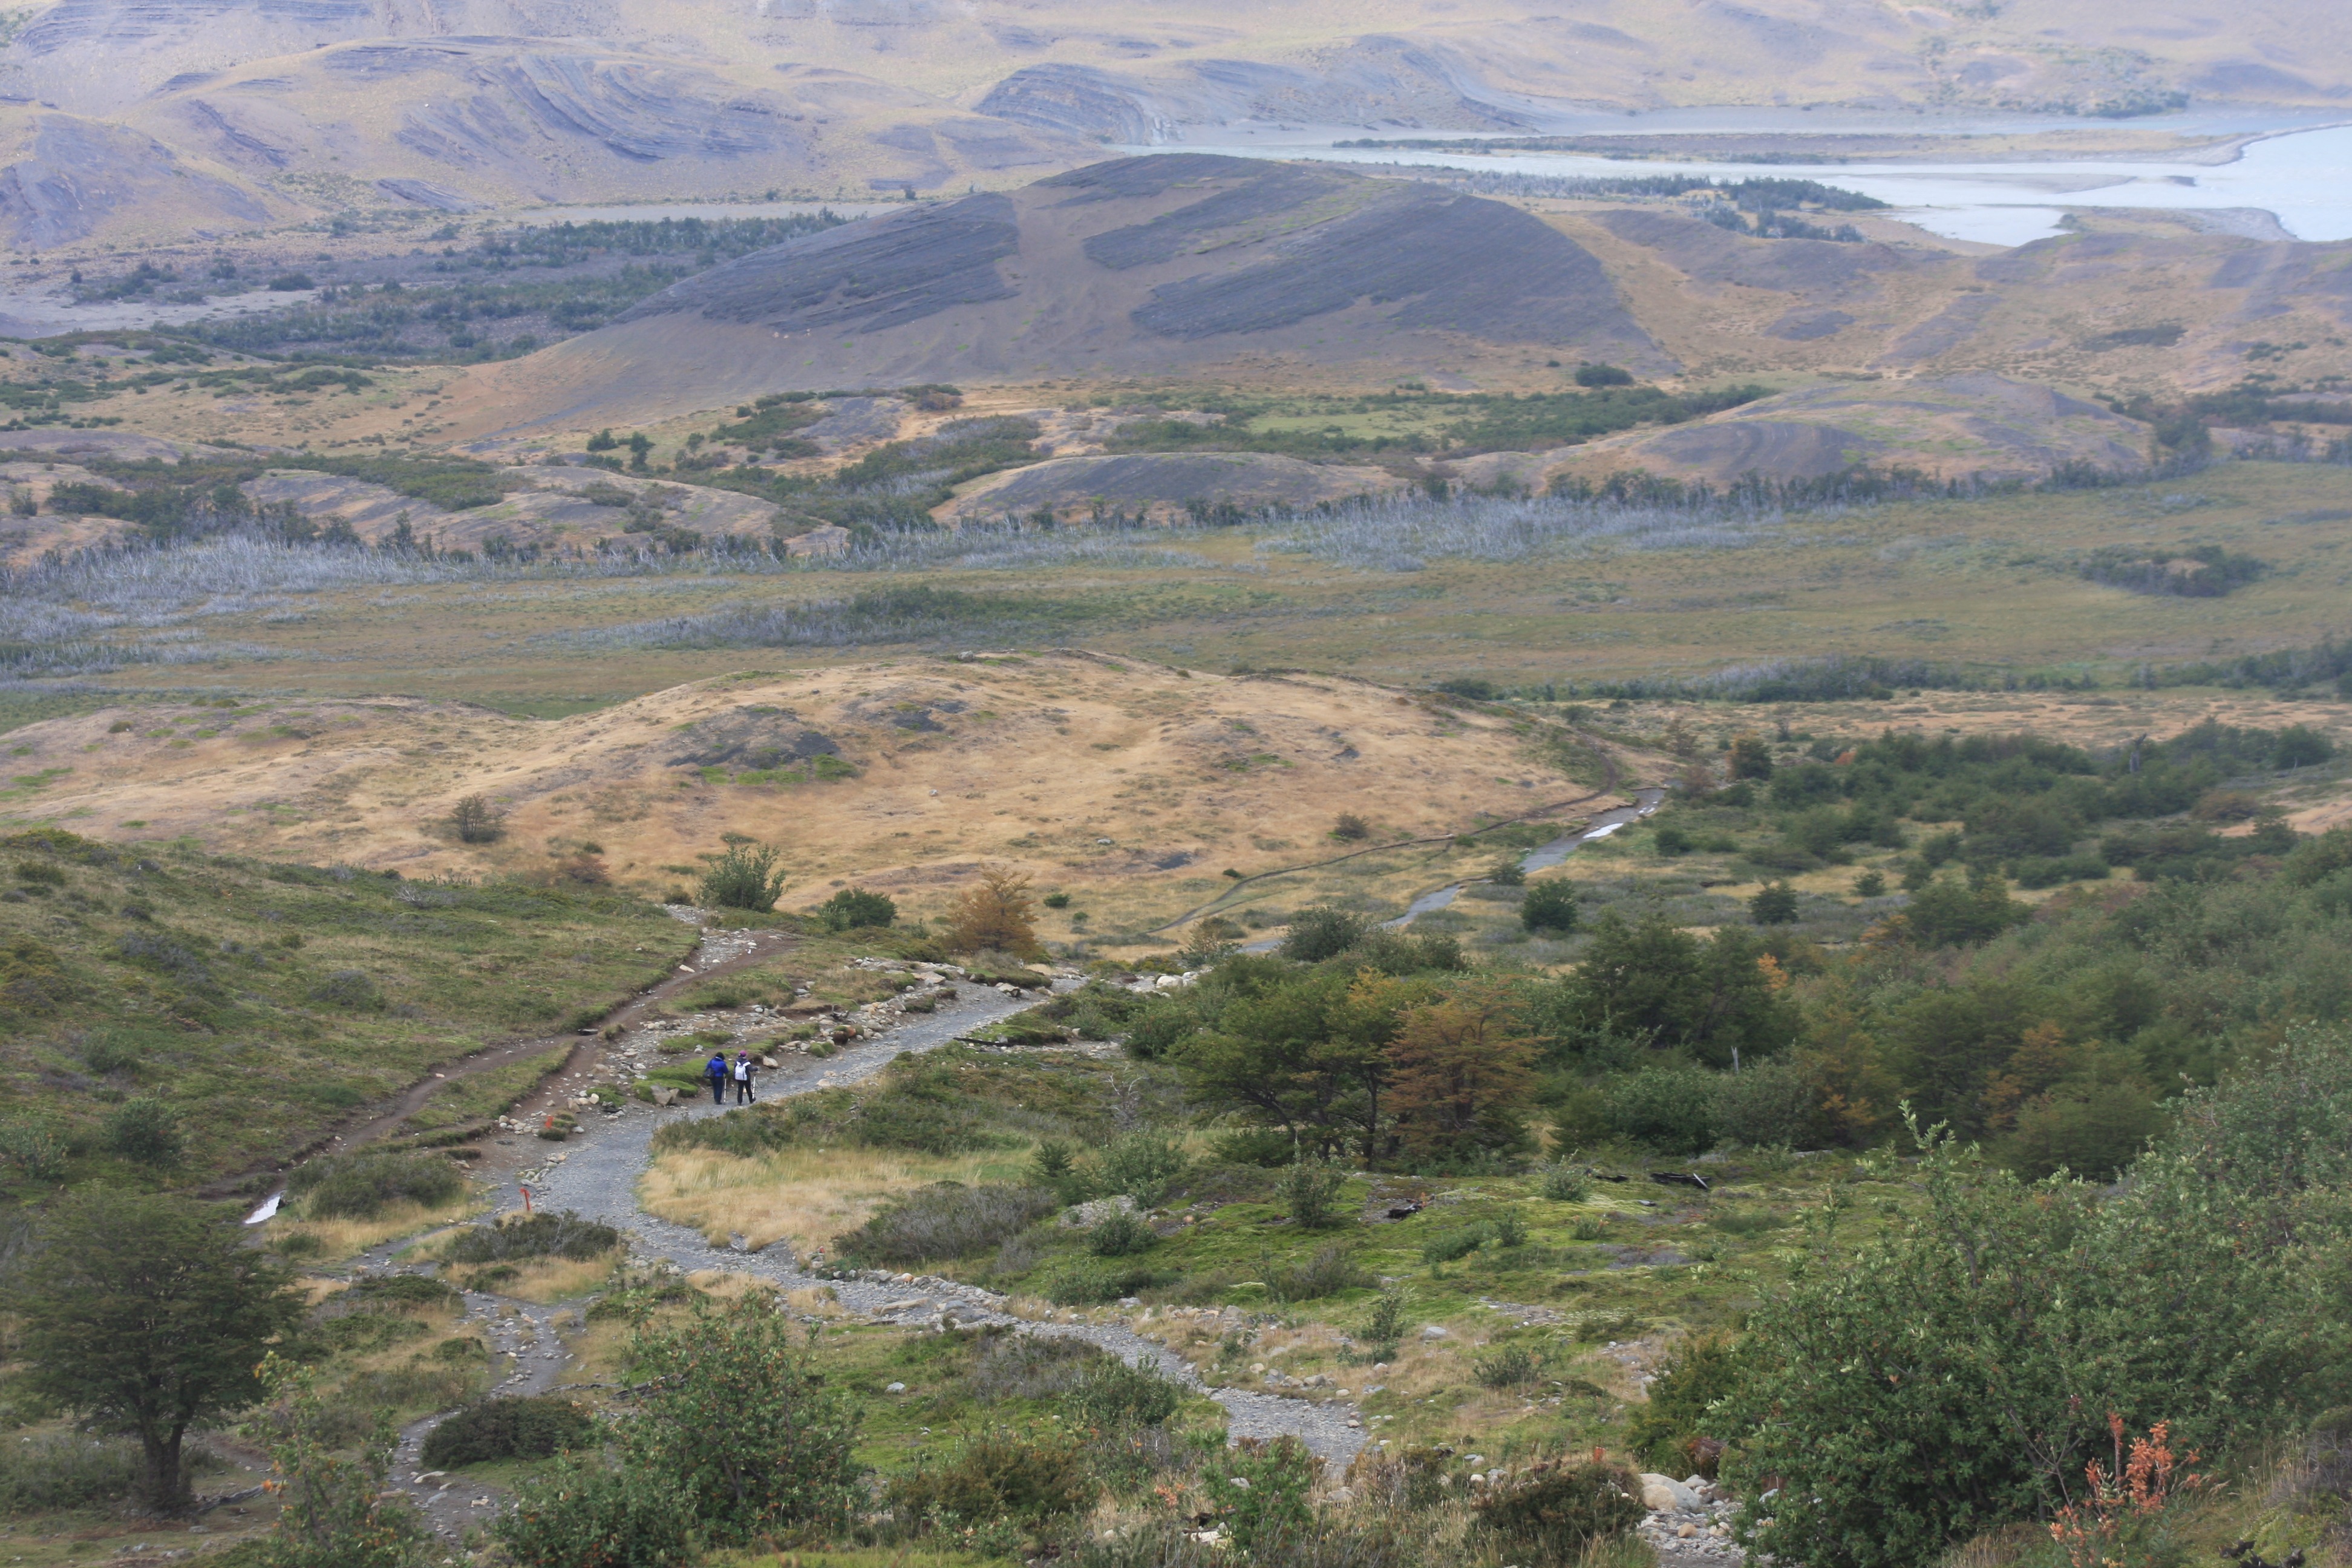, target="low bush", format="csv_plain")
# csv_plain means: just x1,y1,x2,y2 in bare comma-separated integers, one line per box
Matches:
966,1327,1109,1401
889,1428,1091,1524
835,1184,1057,1267
814,887,896,931
1039,1256,1175,1305
698,839,787,911
0,1434,142,1512
307,969,385,1011
288,1148,466,1220
443,1210,620,1264
1279,1159,1350,1229
1471,1459,1645,1562
1474,1345,1543,1388
1088,1209,1156,1257
1521,880,1579,933
1266,1242,1371,1302
495,1456,693,1568
103,1097,183,1166
1420,1224,1491,1264
1069,1357,1183,1428
420,1396,598,1468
